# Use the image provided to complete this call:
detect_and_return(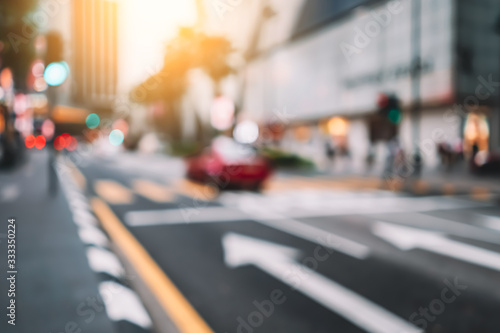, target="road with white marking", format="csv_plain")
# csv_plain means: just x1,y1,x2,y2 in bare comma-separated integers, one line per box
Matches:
77,152,500,333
